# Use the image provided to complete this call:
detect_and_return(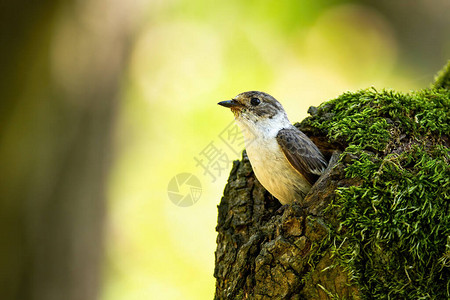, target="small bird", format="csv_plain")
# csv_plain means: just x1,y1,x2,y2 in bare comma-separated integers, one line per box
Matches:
218,91,327,205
